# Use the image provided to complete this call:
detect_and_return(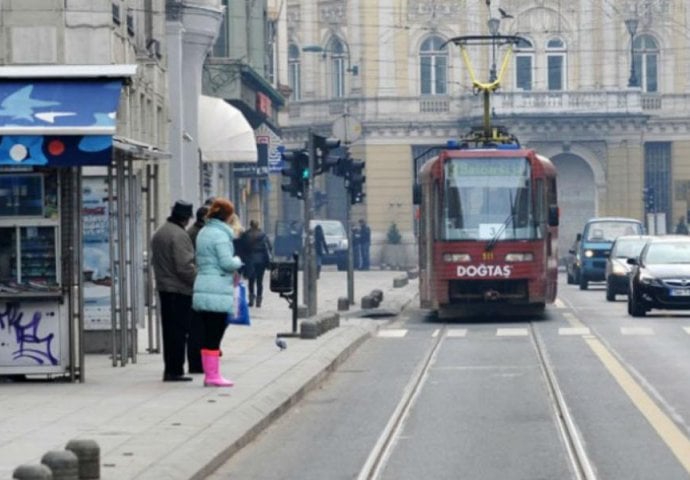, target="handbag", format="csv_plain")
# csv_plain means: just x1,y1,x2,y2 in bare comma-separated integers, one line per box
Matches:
227,281,251,326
